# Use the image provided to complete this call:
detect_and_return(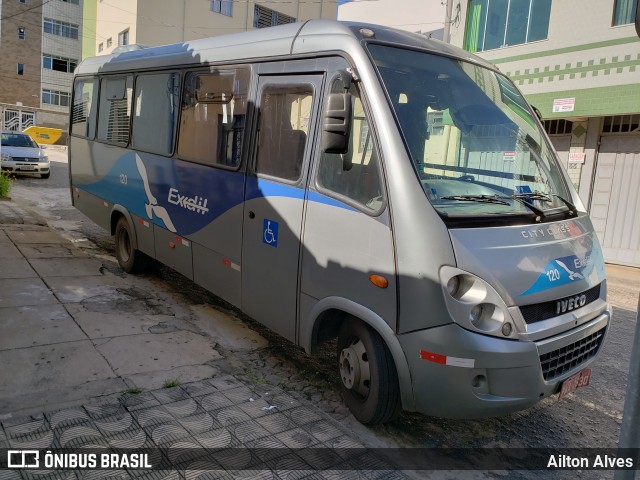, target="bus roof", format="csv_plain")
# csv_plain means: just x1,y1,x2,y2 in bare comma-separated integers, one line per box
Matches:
75,19,494,76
